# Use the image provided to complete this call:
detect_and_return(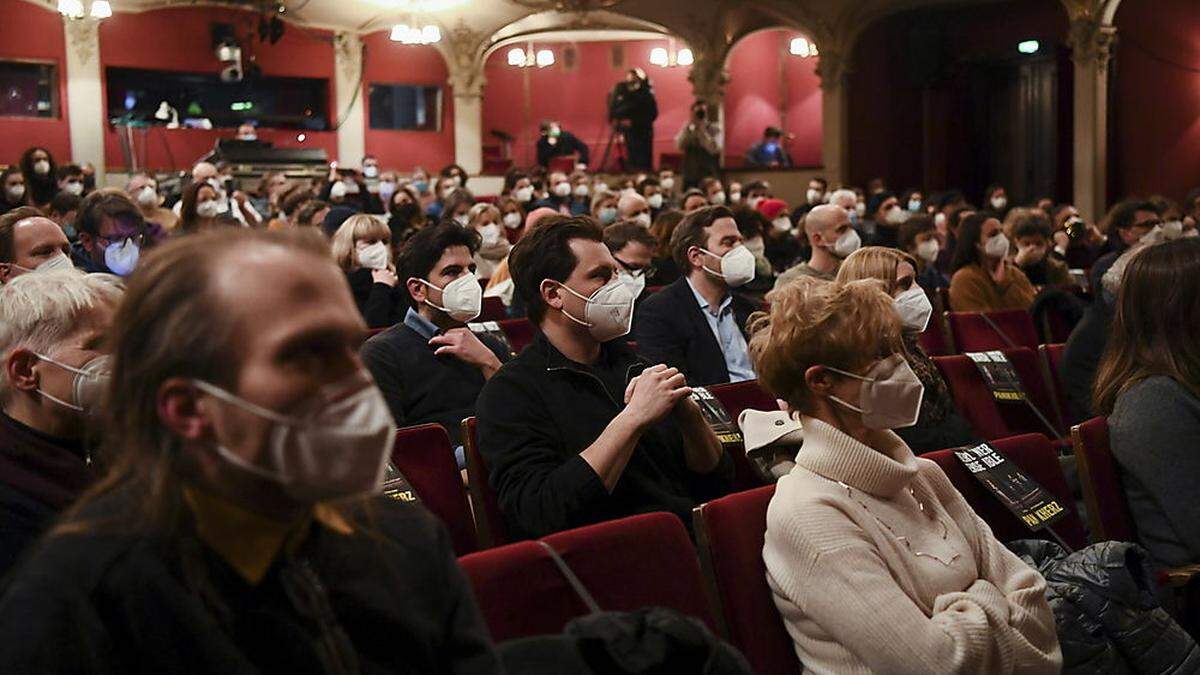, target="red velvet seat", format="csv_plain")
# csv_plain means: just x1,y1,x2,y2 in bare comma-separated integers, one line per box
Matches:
1071,417,1137,542
924,433,1088,550
547,155,579,173
475,194,498,204
391,424,478,555
933,347,1065,441
693,486,802,675
497,318,535,354
707,380,777,490
947,309,1040,353
917,314,953,356
460,513,717,642
479,296,507,323
461,416,509,548
1039,343,1070,427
